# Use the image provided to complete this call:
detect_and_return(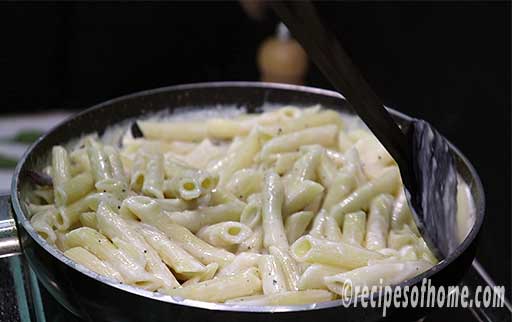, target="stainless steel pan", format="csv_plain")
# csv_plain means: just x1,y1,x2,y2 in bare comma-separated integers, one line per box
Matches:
0,82,499,321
